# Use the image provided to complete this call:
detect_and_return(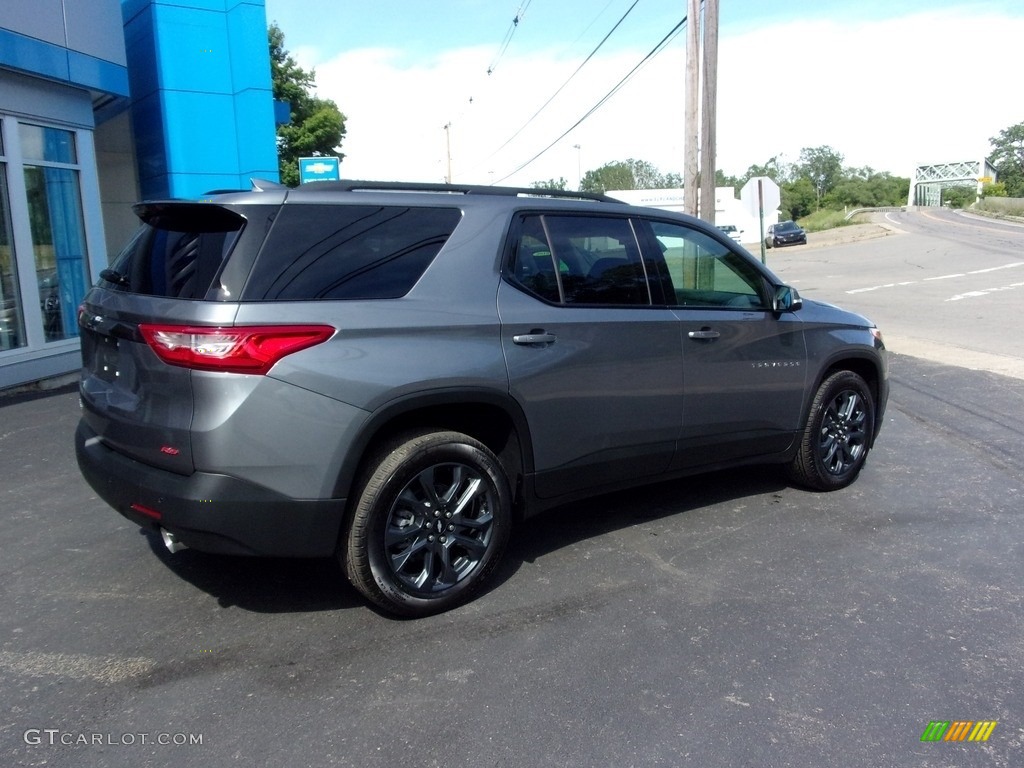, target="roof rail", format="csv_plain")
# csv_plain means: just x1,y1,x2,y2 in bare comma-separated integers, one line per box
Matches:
293,179,618,203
